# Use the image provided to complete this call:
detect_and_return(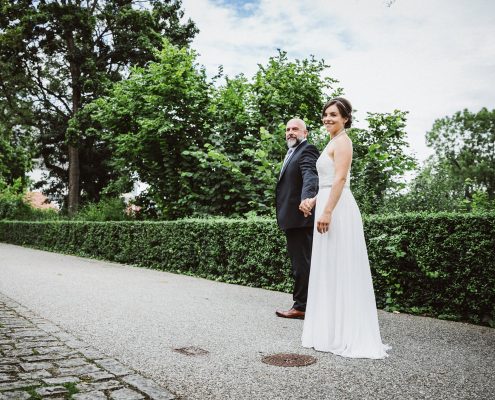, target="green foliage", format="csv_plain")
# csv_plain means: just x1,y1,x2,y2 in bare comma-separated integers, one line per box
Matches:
0,179,58,220
0,0,198,208
349,110,417,214
365,212,495,326
426,108,495,201
385,158,464,213
25,387,42,400
63,382,79,396
250,51,342,133
4,190,144,222
0,178,31,220
0,182,132,221
1,213,493,326
89,40,212,219
194,51,341,216
86,47,342,218
0,118,33,187
74,197,130,221
182,126,284,217
393,165,495,214
389,108,495,214
466,186,495,212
